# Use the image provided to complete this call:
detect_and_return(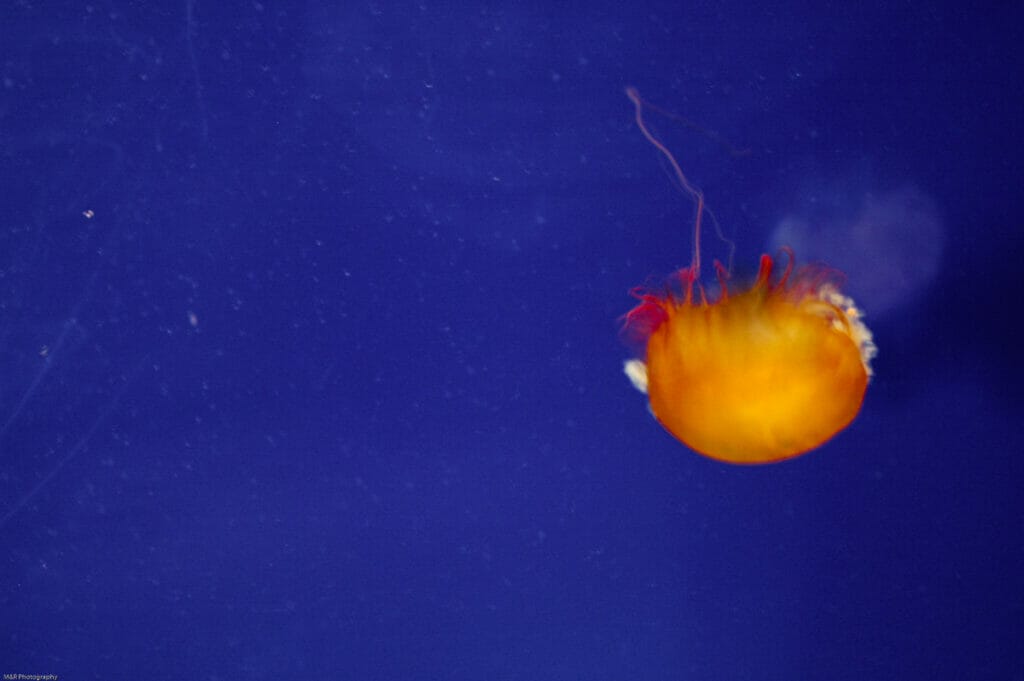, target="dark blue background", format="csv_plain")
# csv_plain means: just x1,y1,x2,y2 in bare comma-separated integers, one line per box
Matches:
2,2,1021,679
